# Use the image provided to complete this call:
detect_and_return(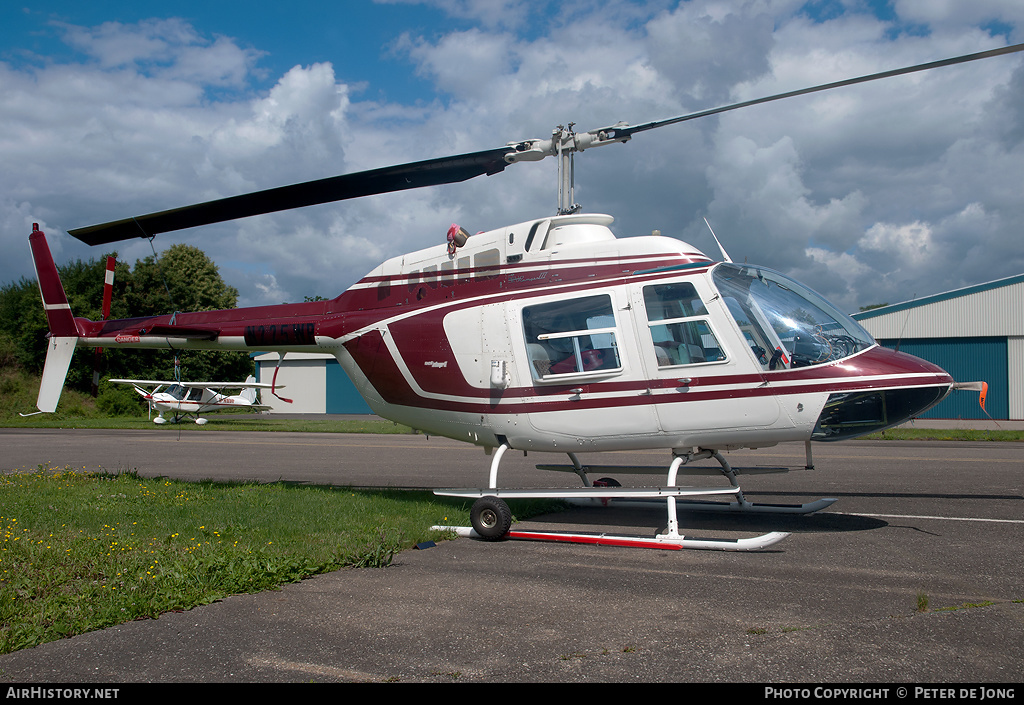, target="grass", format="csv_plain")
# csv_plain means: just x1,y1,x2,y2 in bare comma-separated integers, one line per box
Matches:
0,463,563,655
3,413,417,434
864,427,1024,442
0,368,416,433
